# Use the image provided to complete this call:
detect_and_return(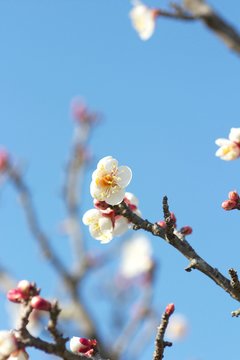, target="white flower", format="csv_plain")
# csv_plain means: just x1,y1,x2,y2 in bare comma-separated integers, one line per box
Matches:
8,350,29,360
120,235,153,278
166,314,188,341
0,331,17,357
215,128,240,160
90,156,132,205
129,1,156,40
82,209,113,244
